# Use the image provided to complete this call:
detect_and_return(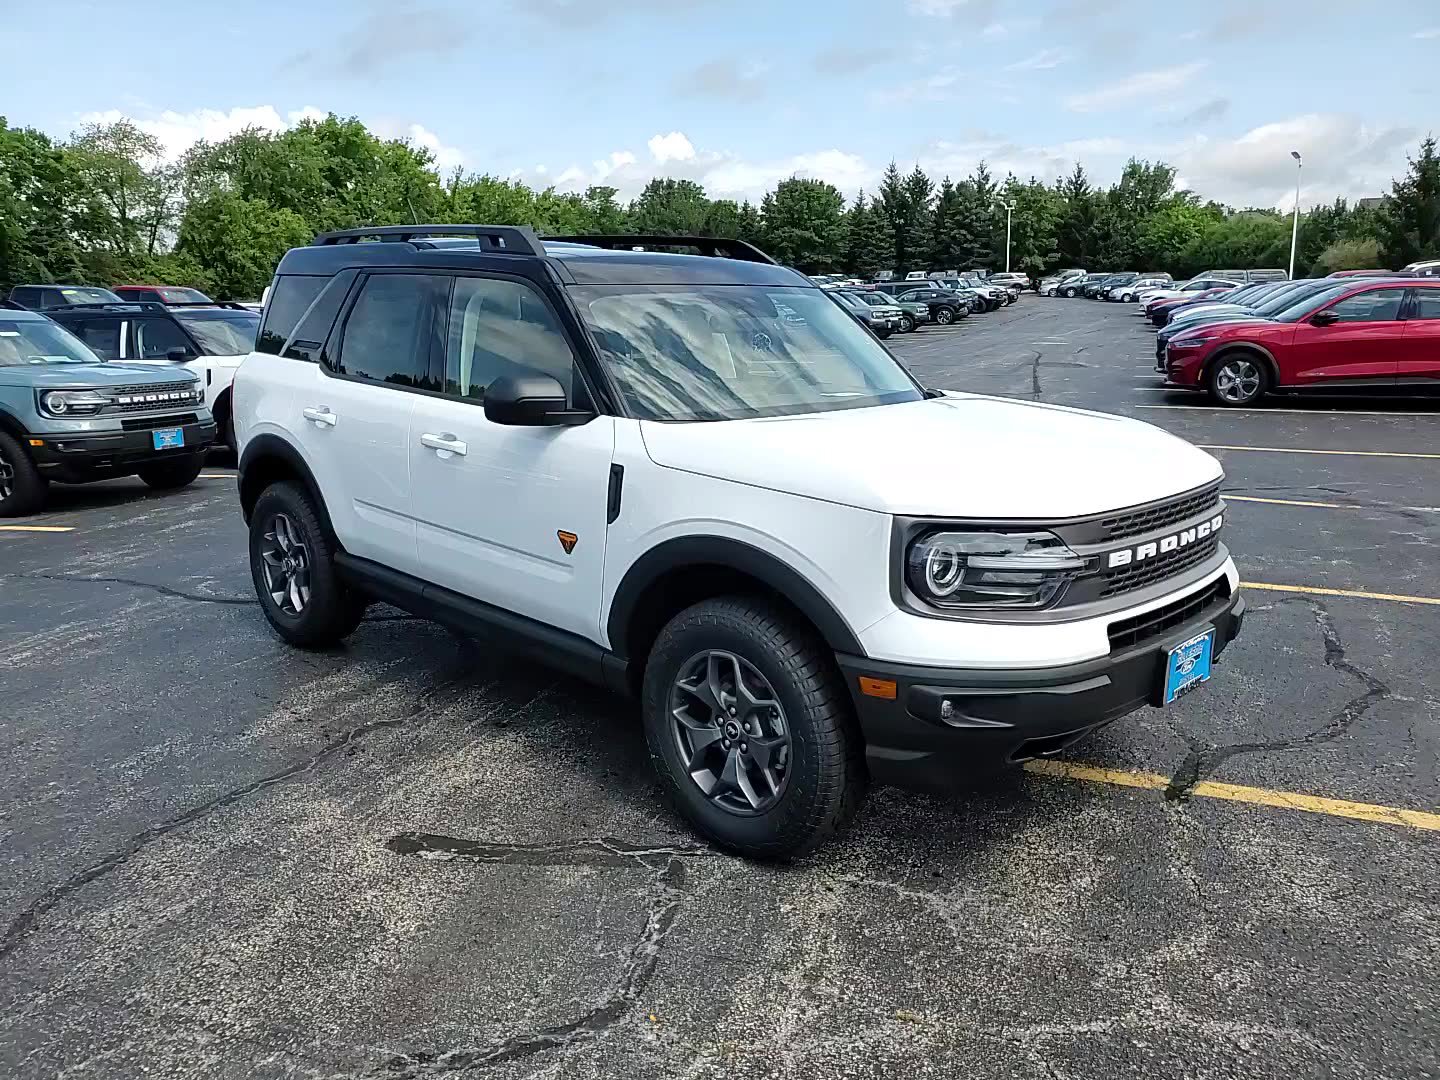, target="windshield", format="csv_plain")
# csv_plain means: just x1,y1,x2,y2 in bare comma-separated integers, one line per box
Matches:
0,318,102,366
156,287,213,304
1249,283,1317,314
571,285,923,422
54,287,121,305
173,310,260,355
1274,283,1352,322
